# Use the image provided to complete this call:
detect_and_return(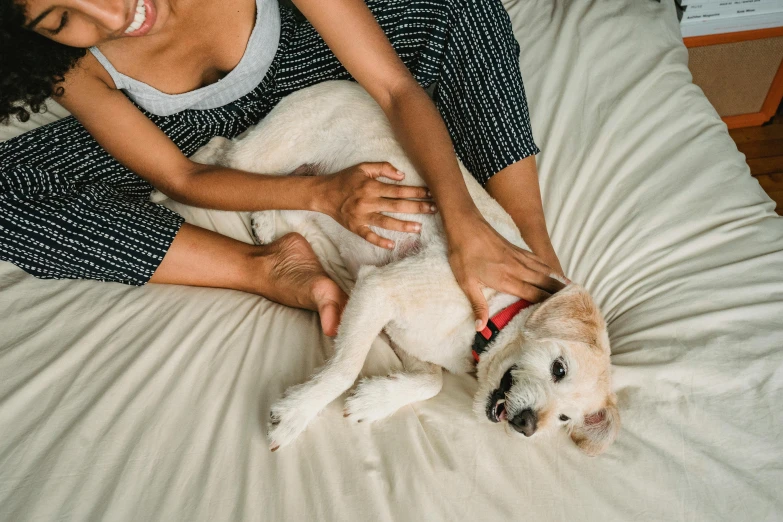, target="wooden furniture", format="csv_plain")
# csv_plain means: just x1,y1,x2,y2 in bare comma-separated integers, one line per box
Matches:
728,102,783,214
685,27,783,129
